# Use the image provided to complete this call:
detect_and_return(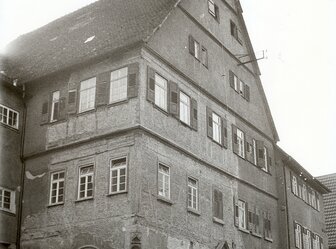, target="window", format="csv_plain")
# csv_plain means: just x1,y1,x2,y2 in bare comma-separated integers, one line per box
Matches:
50,91,60,122
213,189,223,220
306,230,312,249
230,20,242,44
316,193,320,211
233,74,239,92
295,223,302,249
78,165,94,200
109,157,127,194
189,36,200,60
262,147,268,172
253,207,261,235
212,112,221,144
158,164,170,199
208,0,215,16
253,139,257,165
0,104,19,129
237,129,245,158
229,71,250,101
79,77,96,112
238,200,247,229
264,212,272,240
154,74,168,111
201,47,208,67
180,91,191,125
0,187,15,213
311,191,316,209
49,171,65,205
110,67,128,103
194,40,200,60
187,178,198,210
292,175,298,196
